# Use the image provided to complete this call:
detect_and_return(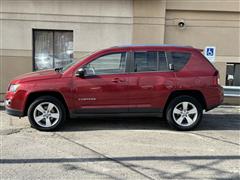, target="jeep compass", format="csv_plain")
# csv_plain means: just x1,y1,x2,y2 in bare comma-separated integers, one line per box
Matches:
5,45,223,131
